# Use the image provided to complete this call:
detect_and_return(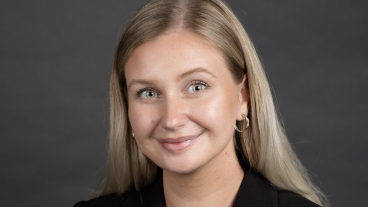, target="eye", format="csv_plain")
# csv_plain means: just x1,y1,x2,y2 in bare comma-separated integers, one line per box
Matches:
136,88,159,99
186,81,209,93
141,90,158,98
143,90,158,98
